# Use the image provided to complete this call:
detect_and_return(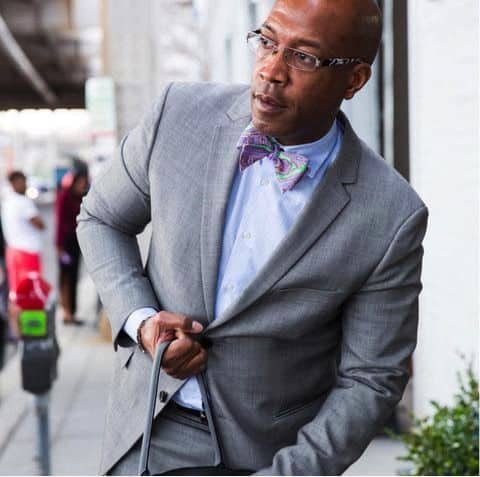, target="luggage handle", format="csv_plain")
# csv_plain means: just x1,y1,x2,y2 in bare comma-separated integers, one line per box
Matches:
137,340,251,476
138,340,173,476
